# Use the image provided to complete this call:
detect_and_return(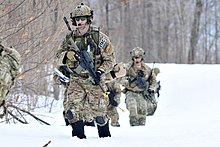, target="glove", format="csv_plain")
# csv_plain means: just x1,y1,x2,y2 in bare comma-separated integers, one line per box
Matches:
137,70,145,77
59,65,72,78
112,63,126,78
108,90,118,107
66,51,78,61
148,89,155,94
94,70,103,85
135,77,146,89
